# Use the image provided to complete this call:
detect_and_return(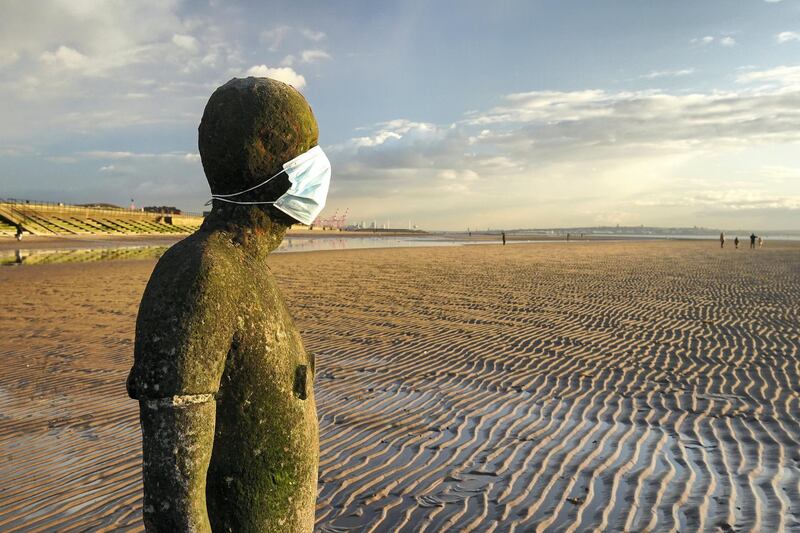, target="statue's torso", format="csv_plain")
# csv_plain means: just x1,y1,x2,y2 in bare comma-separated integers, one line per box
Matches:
207,260,318,533
130,231,318,532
